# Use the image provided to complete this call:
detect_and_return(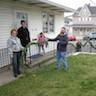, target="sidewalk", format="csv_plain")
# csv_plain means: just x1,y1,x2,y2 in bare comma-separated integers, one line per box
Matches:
0,69,15,86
